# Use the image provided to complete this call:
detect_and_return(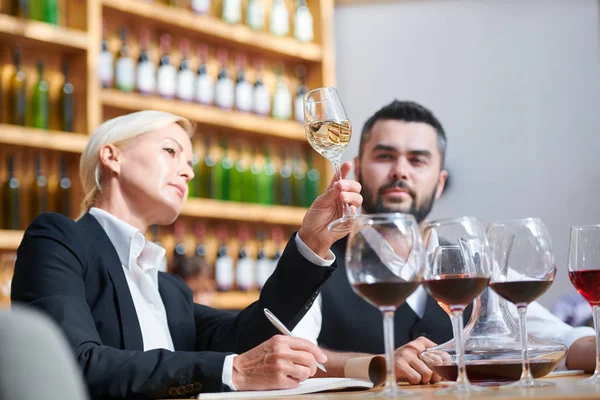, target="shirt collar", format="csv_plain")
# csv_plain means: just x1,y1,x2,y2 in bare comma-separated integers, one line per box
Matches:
88,207,166,272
